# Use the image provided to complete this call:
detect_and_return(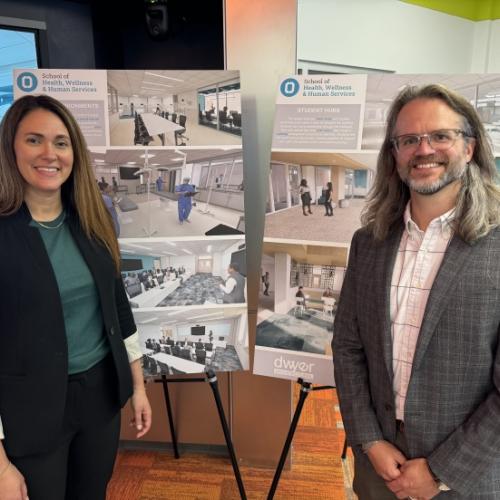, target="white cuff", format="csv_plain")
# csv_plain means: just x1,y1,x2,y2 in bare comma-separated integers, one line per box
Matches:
124,332,143,363
0,416,4,440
